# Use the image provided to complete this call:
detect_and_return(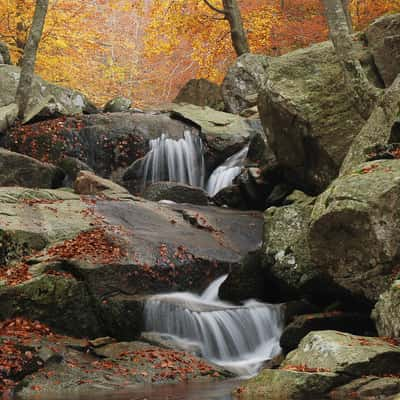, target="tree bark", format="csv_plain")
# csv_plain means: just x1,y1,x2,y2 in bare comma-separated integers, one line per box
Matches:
341,0,353,33
323,0,379,118
203,0,250,57
15,0,49,120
